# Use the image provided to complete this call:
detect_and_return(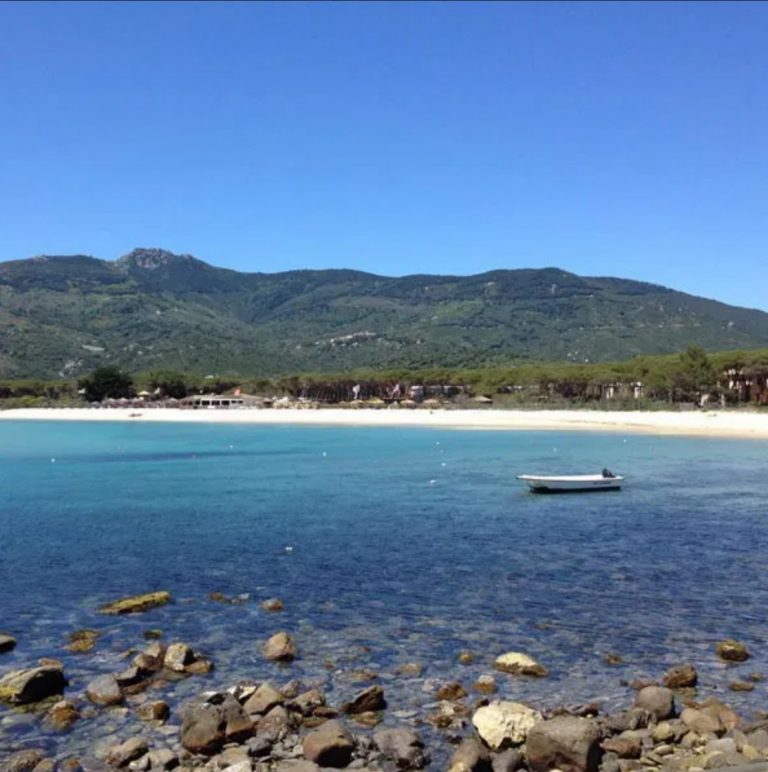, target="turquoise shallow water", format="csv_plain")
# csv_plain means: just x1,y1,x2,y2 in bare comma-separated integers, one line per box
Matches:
1,420,767,759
